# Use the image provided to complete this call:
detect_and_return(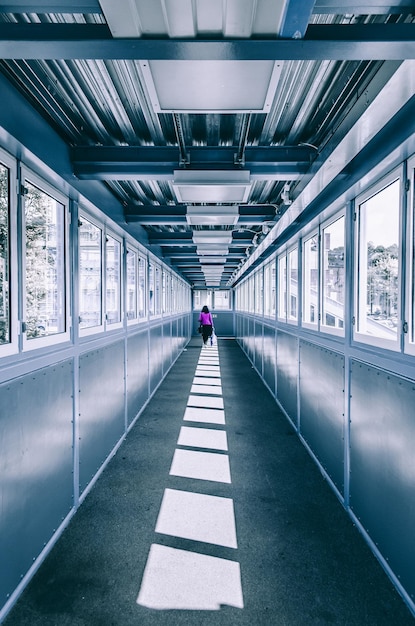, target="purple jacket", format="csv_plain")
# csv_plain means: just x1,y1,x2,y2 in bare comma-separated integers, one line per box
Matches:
199,311,213,325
